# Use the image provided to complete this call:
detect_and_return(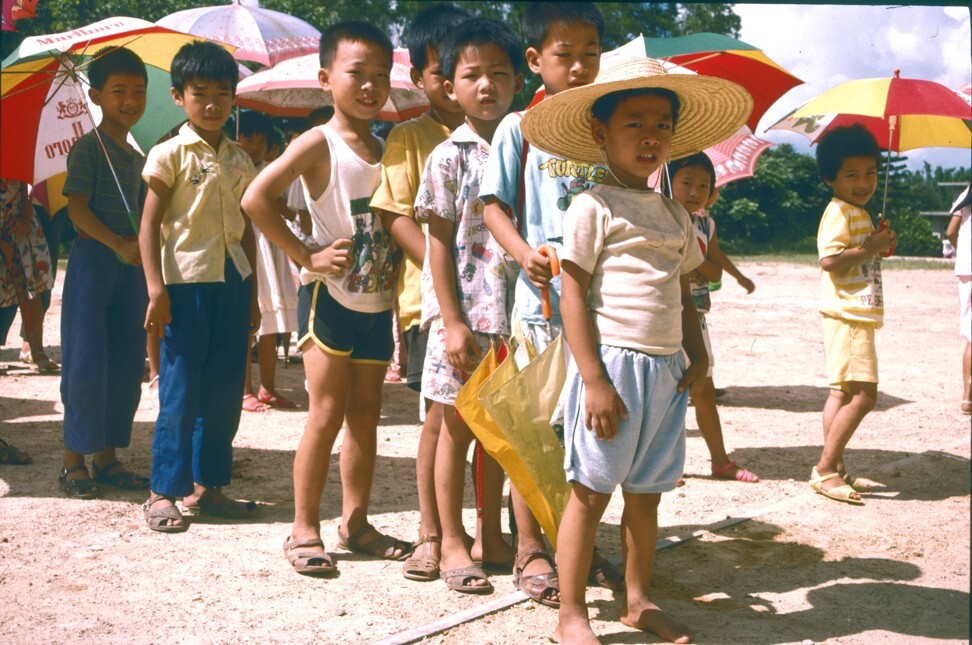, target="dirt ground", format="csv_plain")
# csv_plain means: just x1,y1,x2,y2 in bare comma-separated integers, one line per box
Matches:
0,260,969,645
